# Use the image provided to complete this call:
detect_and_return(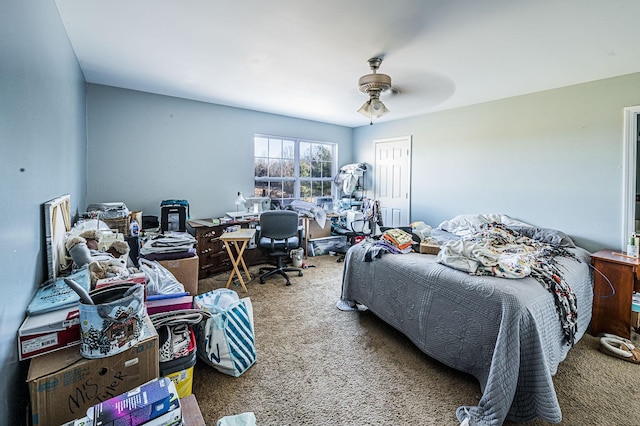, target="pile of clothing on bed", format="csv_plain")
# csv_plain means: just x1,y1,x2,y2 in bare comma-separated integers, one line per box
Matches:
357,227,416,261
434,217,580,346
355,213,582,346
